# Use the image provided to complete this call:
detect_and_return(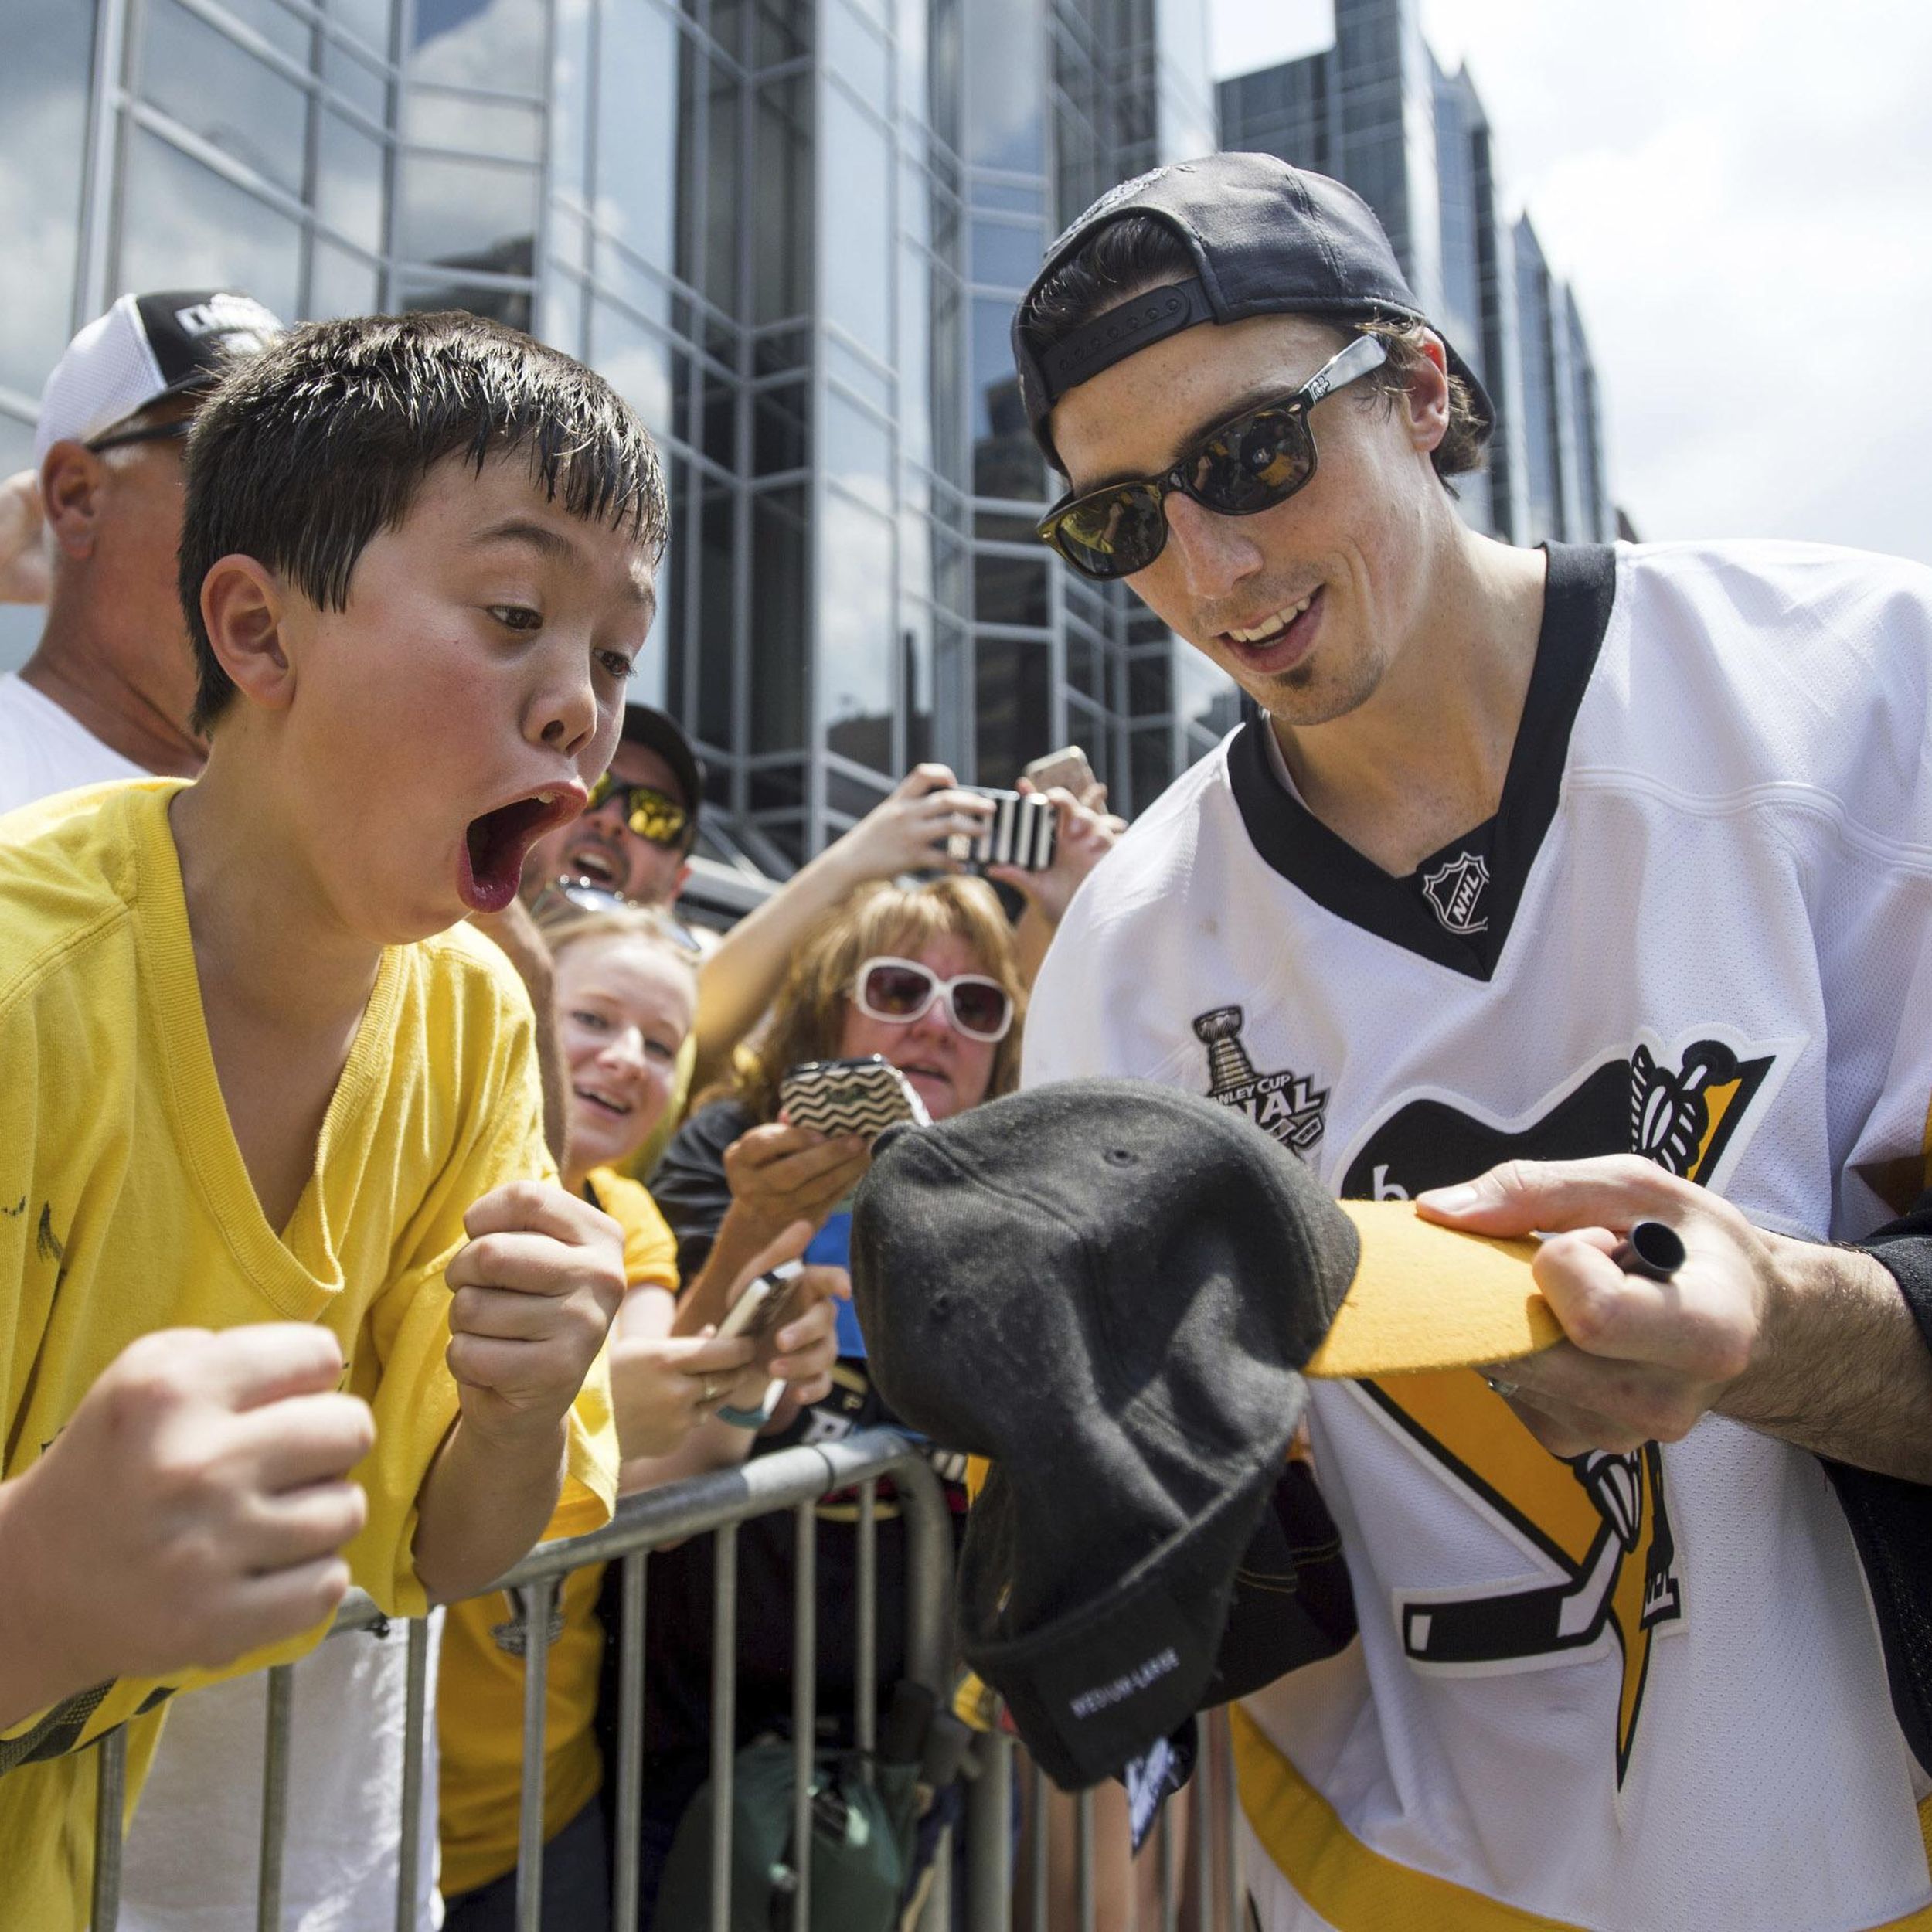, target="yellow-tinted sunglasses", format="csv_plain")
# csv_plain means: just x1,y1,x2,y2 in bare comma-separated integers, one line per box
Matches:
585,775,691,848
